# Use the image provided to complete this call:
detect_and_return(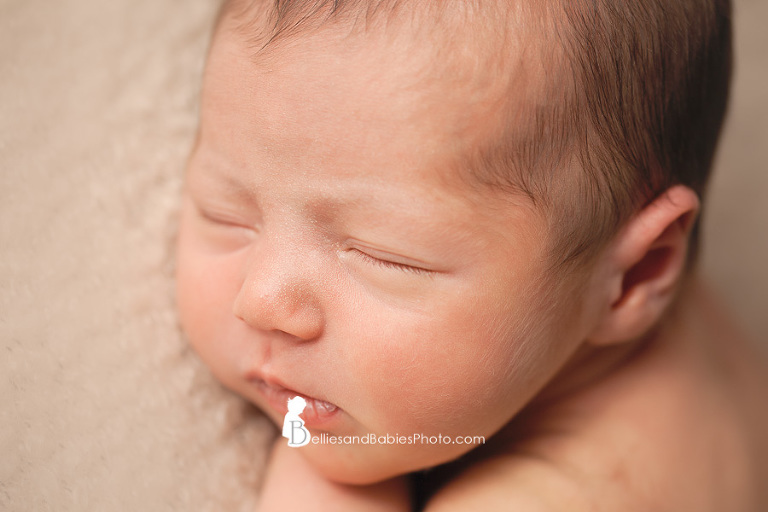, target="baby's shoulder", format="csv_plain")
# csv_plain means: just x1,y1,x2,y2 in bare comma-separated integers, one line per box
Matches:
423,449,595,512
423,419,690,512
425,328,768,511
425,399,745,511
